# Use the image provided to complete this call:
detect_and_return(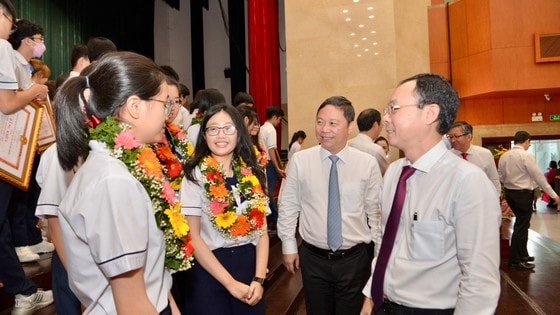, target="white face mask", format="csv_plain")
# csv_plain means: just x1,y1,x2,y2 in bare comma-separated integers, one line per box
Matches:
32,42,46,58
